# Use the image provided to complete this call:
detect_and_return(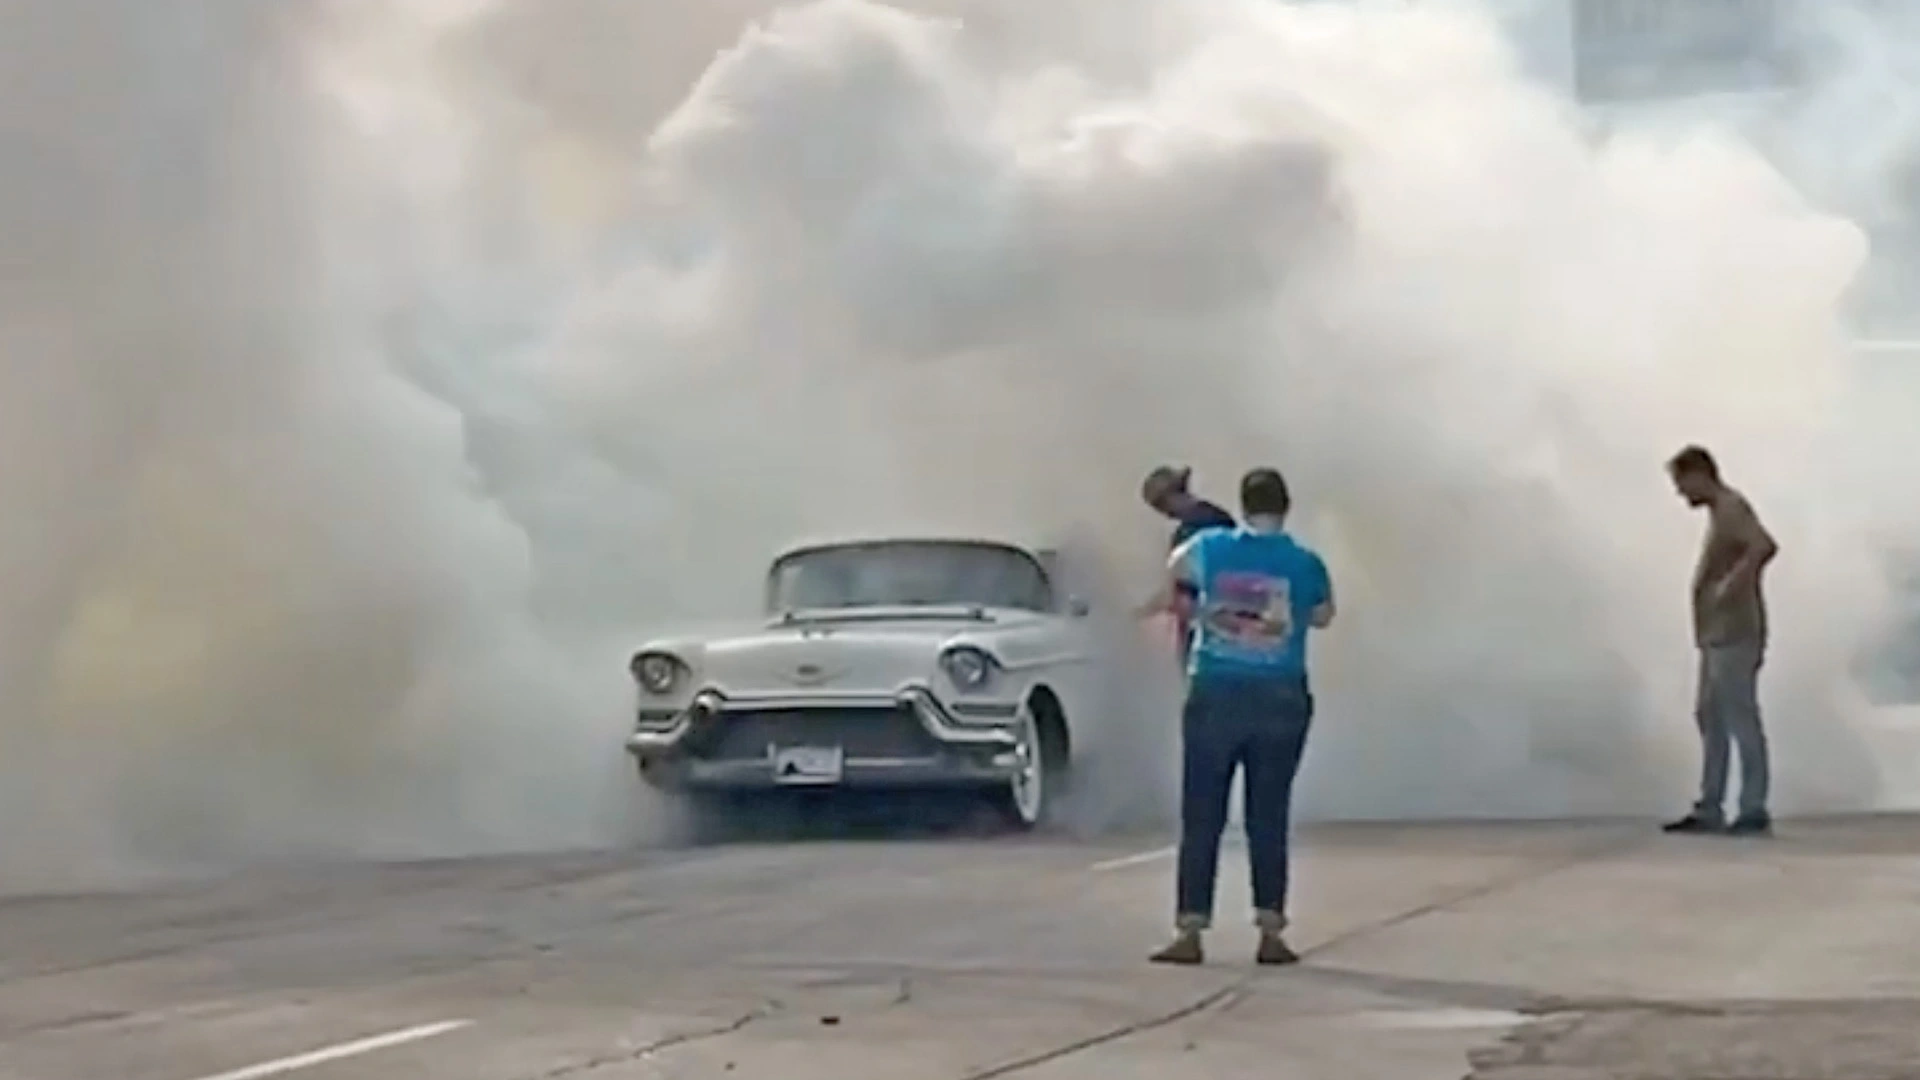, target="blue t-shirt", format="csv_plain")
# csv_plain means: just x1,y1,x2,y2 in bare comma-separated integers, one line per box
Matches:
1172,527,1330,682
